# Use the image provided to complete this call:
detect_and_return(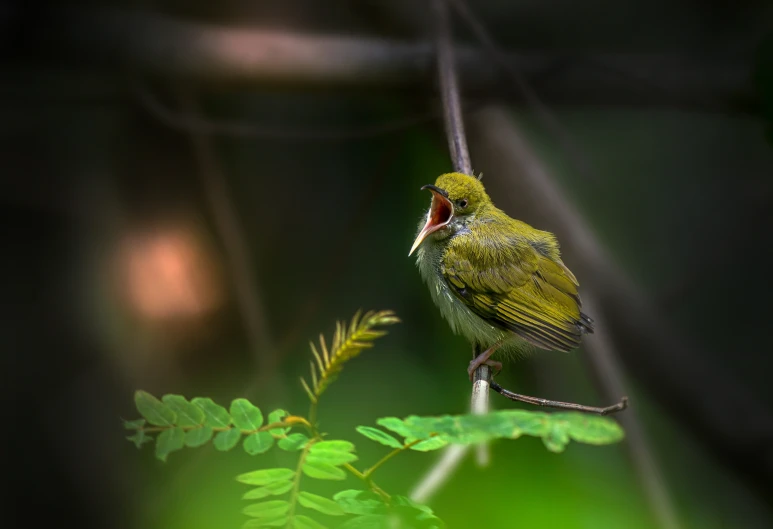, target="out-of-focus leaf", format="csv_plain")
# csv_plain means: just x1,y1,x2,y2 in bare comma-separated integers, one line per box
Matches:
404,437,447,452
293,515,327,529
191,397,231,428
123,419,145,430
155,427,185,461
185,426,214,447
335,515,387,528
310,440,354,453
302,461,346,480
267,409,291,437
298,492,345,516
278,433,310,451
162,395,205,427
231,399,264,431
376,409,623,452
214,429,241,451
237,468,295,486
244,431,275,455
135,391,176,426
306,440,357,465
243,500,290,519
126,430,152,448
243,516,288,528
333,490,386,515
355,426,403,449
242,481,294,500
